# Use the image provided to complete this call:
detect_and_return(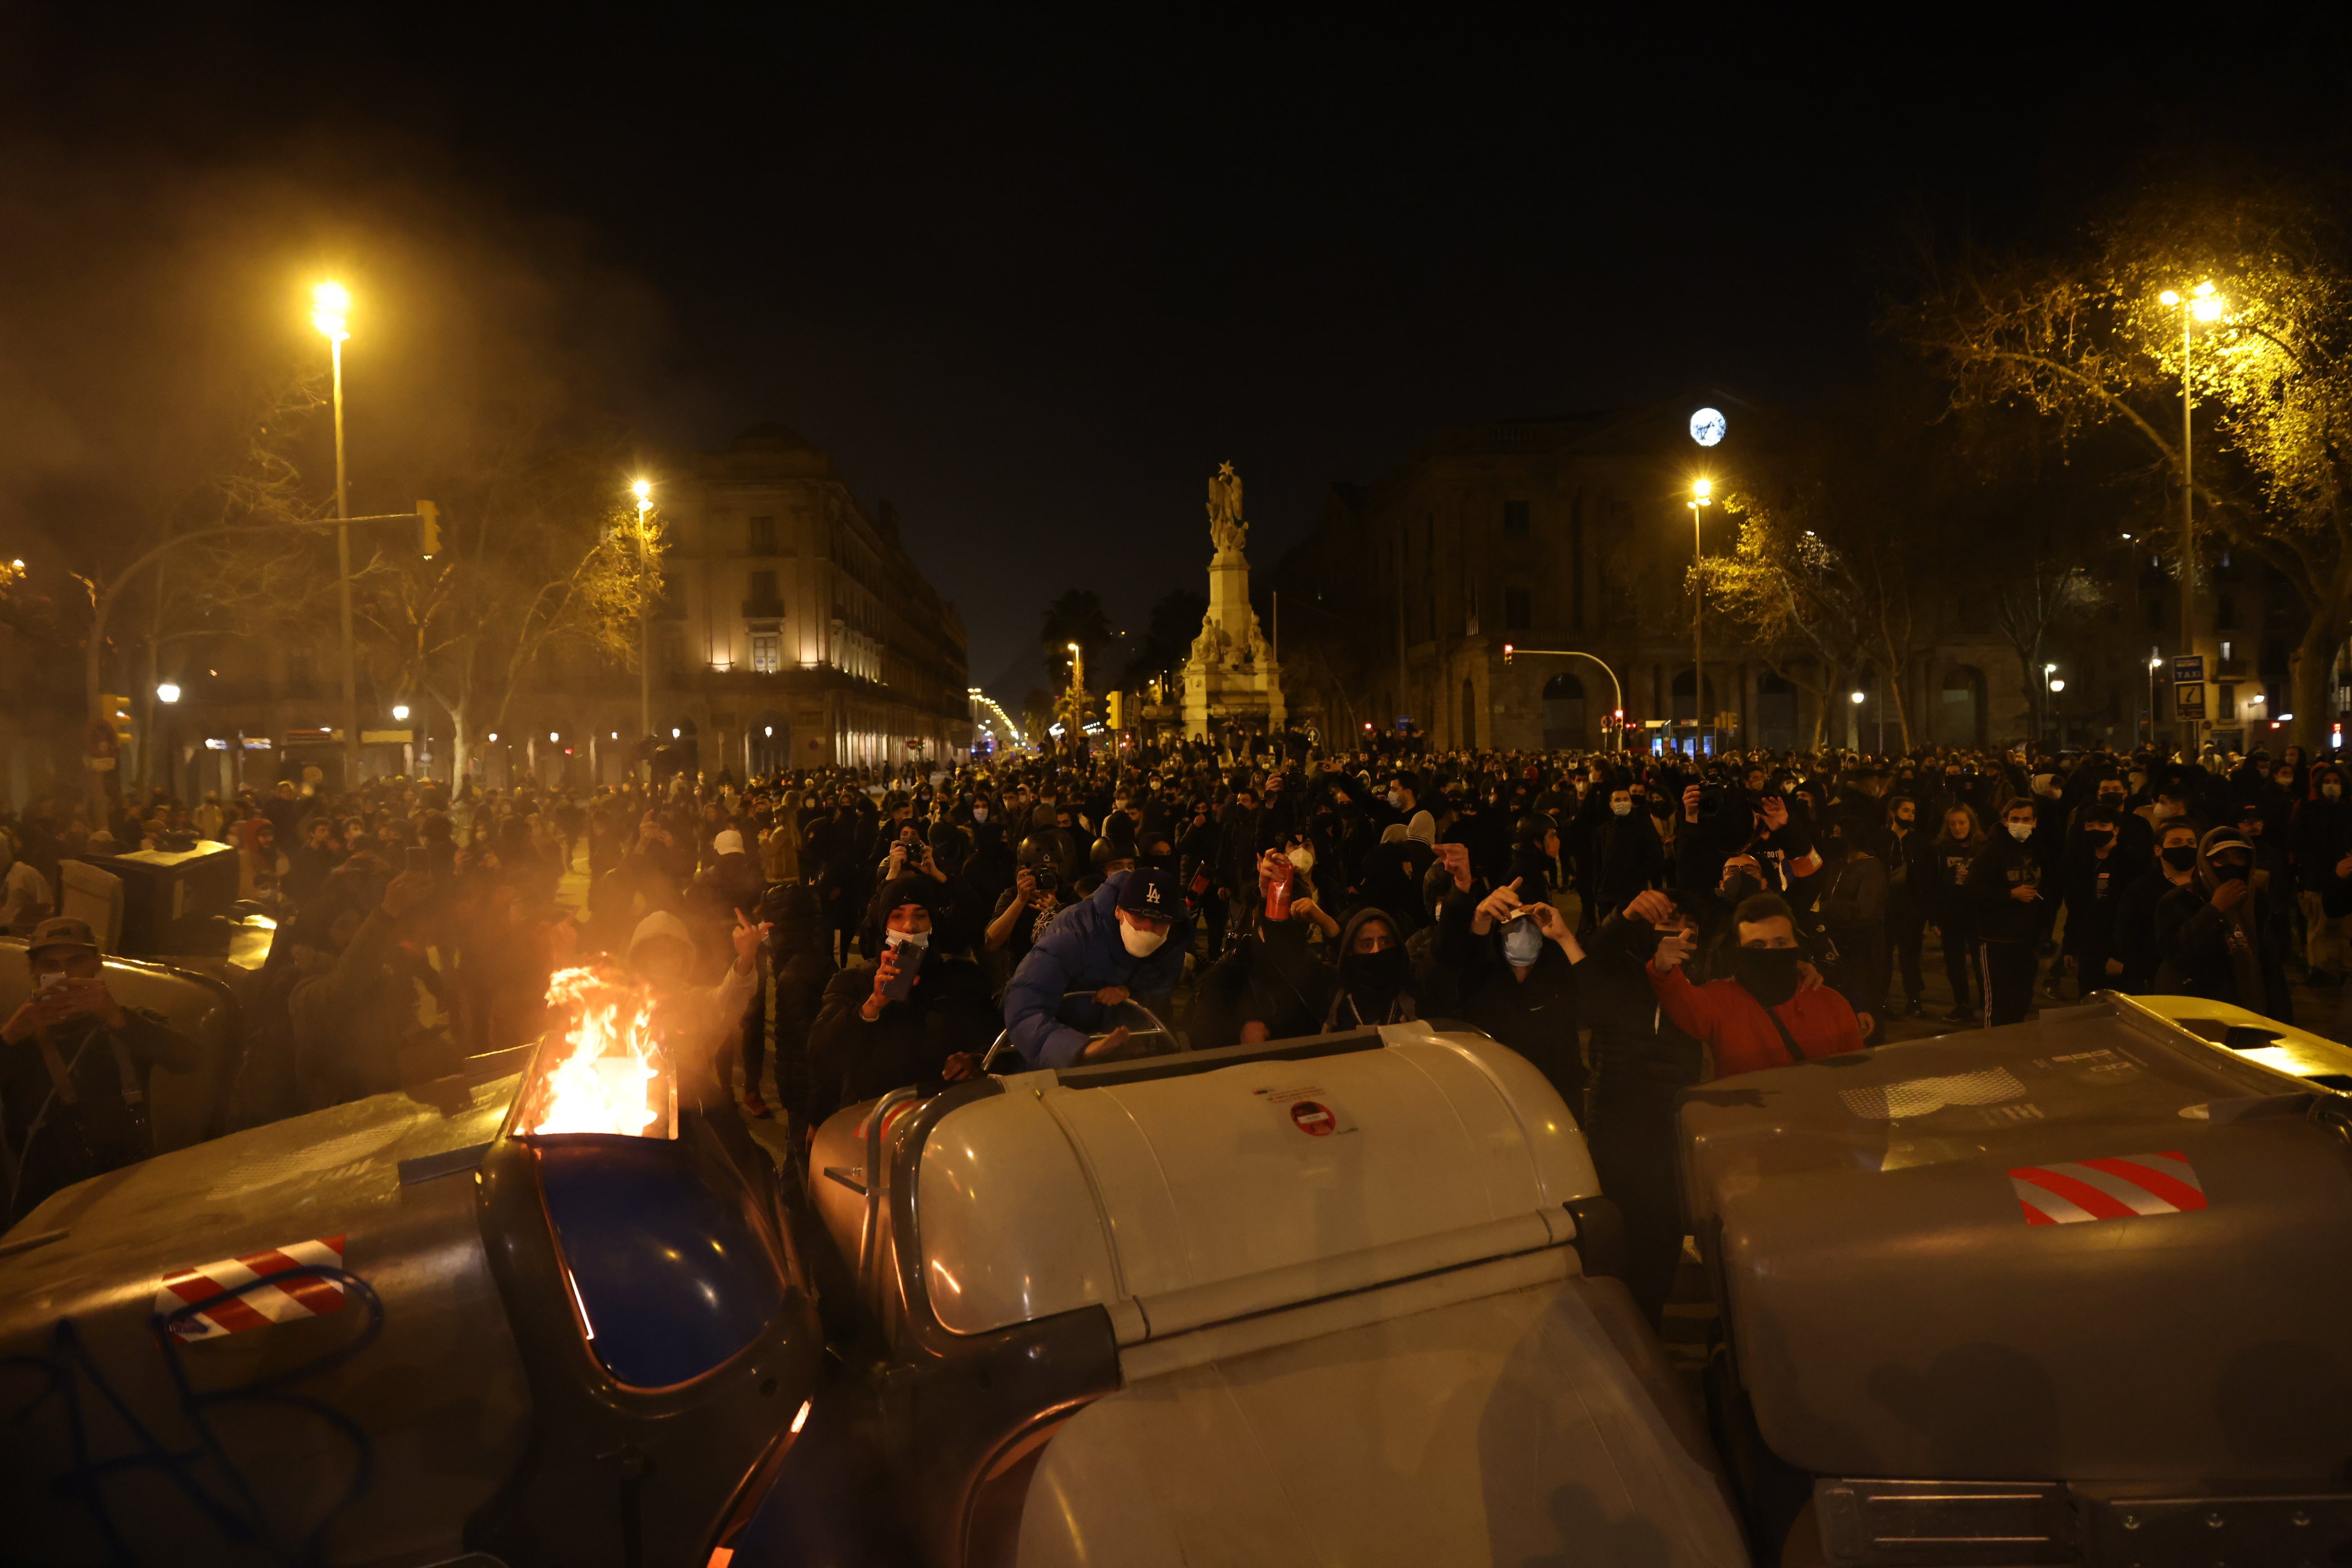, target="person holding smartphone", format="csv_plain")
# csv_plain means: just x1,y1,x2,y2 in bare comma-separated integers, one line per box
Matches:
807,875,996,1125
2,917,199,1224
